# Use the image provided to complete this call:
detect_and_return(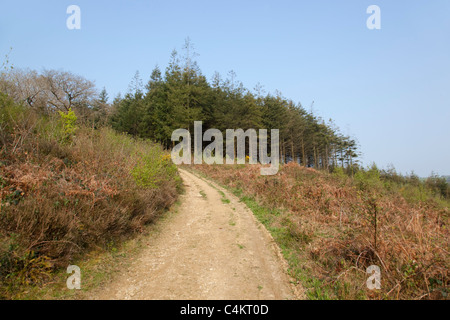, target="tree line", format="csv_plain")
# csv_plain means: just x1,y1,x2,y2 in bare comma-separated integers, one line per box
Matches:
109,40,359,170
0,40,359,170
